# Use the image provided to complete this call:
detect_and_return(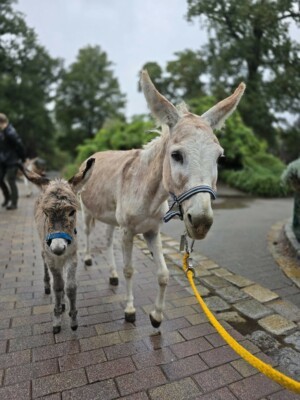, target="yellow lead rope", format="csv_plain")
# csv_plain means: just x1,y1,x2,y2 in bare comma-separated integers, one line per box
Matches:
183,252,300,394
